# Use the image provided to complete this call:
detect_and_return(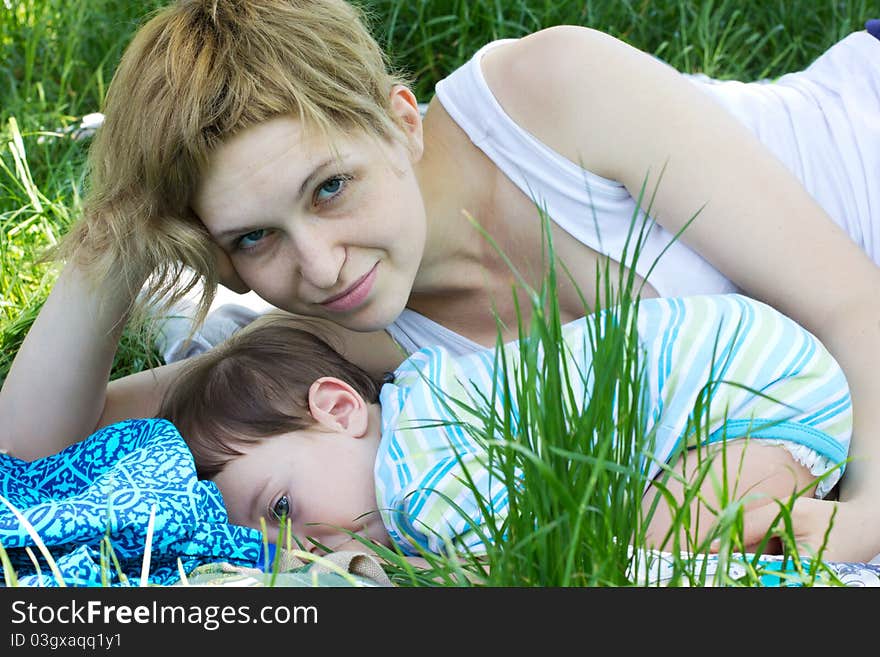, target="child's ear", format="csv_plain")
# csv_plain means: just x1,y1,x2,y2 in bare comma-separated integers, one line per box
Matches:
307,377,369,437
